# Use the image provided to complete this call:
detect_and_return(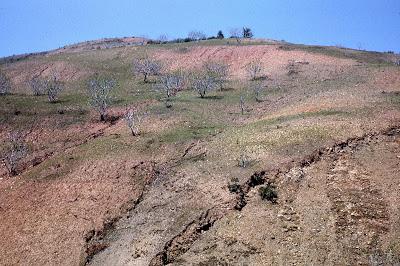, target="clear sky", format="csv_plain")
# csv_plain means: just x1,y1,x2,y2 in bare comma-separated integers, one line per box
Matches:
0,0,399,57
